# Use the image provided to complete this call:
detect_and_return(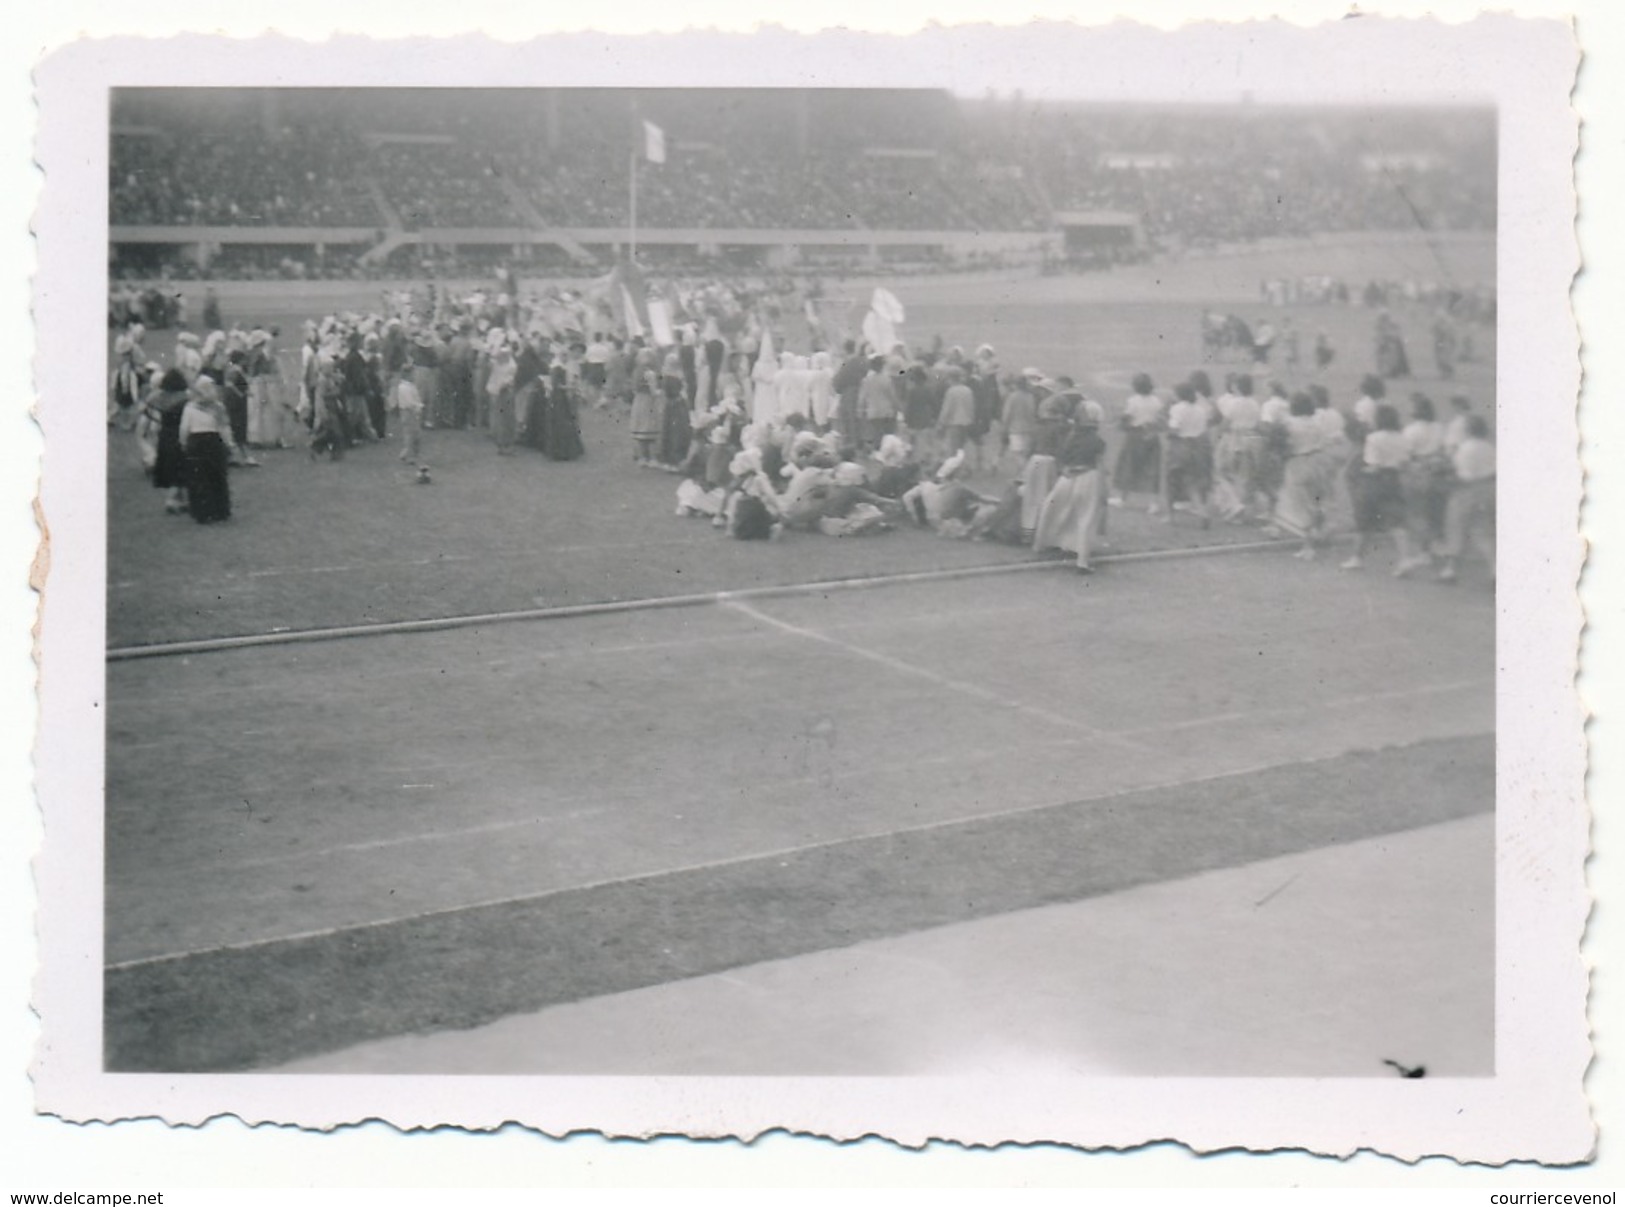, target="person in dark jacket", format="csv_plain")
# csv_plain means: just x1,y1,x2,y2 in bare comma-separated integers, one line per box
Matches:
340,334,377,443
